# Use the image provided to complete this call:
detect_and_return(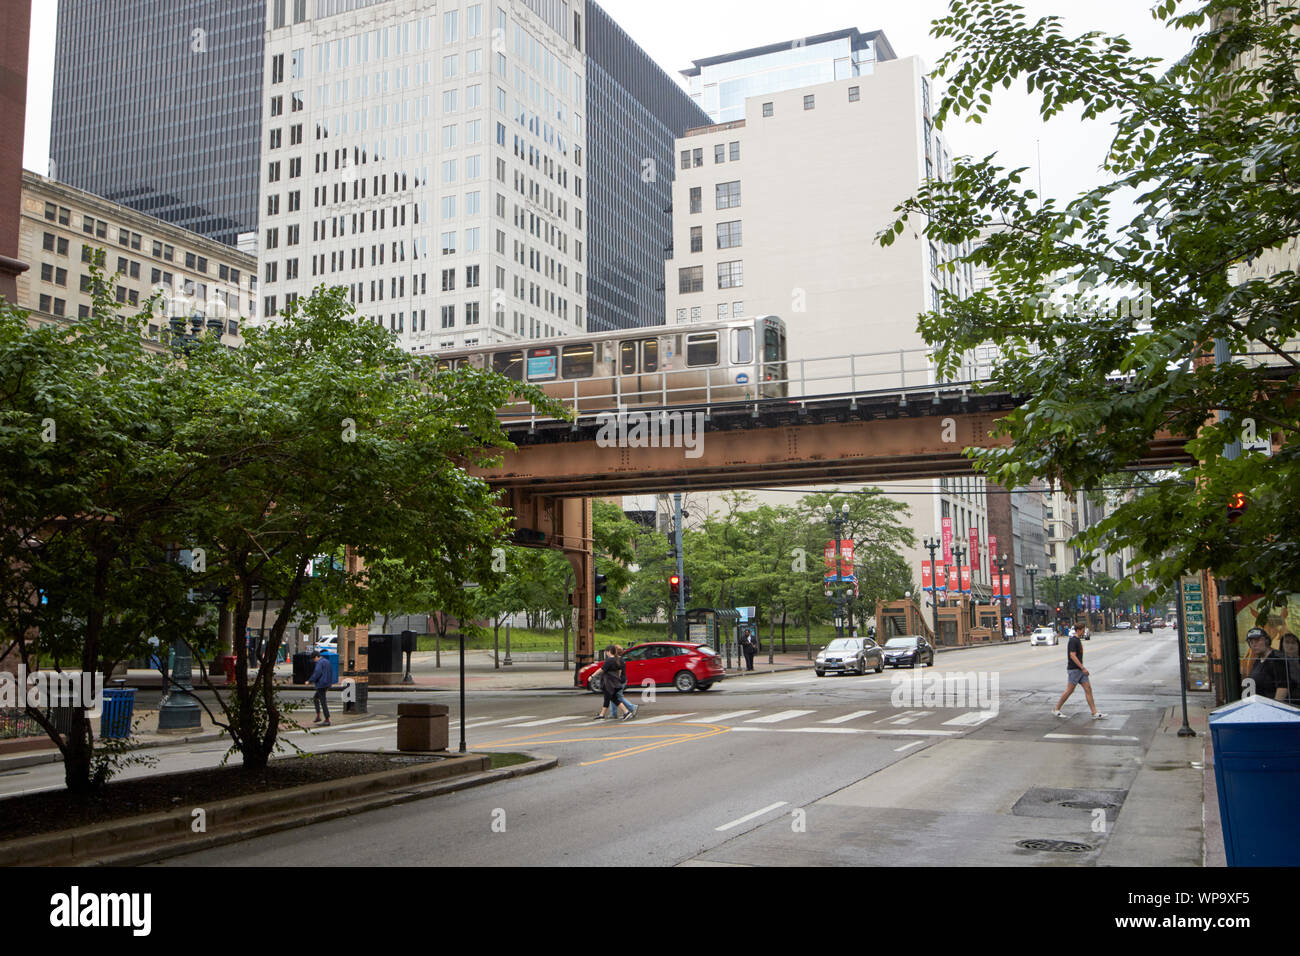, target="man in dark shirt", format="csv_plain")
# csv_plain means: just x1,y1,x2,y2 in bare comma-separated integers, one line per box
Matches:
1244,628,1287,701
1053,624,1108,719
